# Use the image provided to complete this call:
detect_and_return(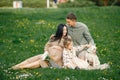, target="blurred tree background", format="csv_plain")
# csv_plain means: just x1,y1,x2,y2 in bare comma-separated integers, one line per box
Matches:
58,0,120,7
0,0,120,8
90,0,120,6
